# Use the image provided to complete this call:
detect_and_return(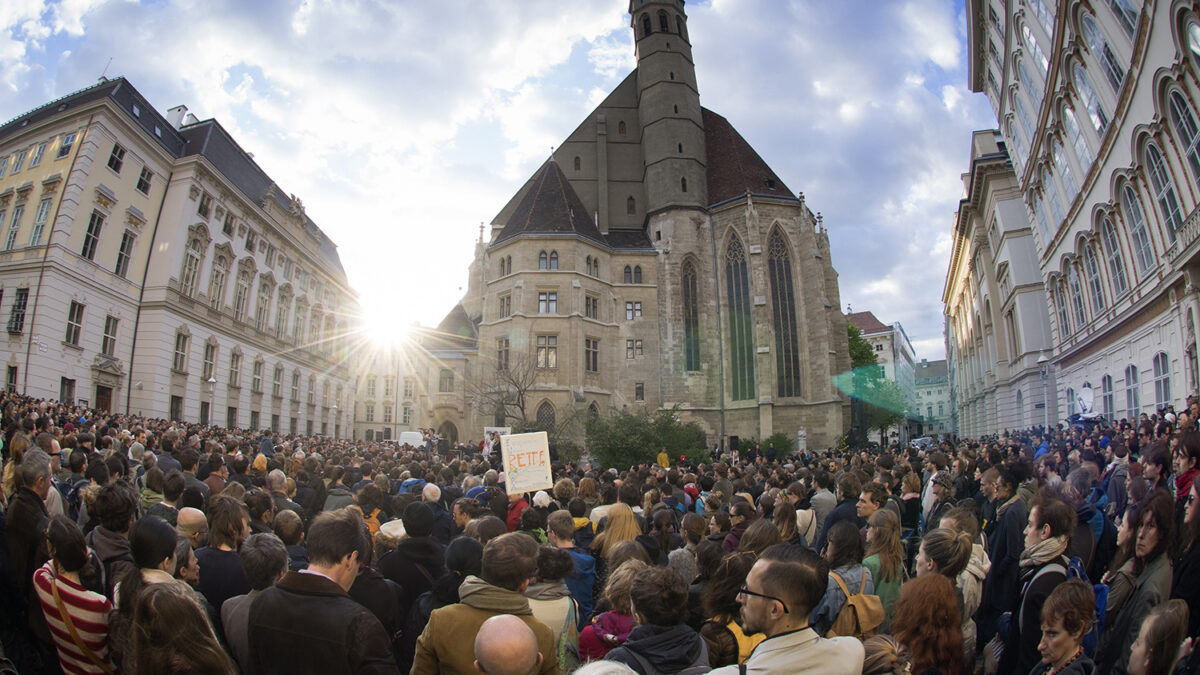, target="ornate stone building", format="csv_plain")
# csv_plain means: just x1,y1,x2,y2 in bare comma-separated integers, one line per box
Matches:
966,0,1200,422
439,0,851,449
0,78,357,435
